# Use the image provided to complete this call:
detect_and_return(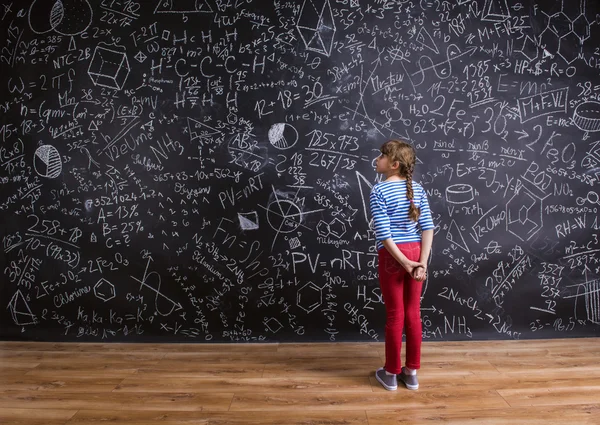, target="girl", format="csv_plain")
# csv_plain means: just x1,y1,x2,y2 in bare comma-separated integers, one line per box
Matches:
369,139,434,391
